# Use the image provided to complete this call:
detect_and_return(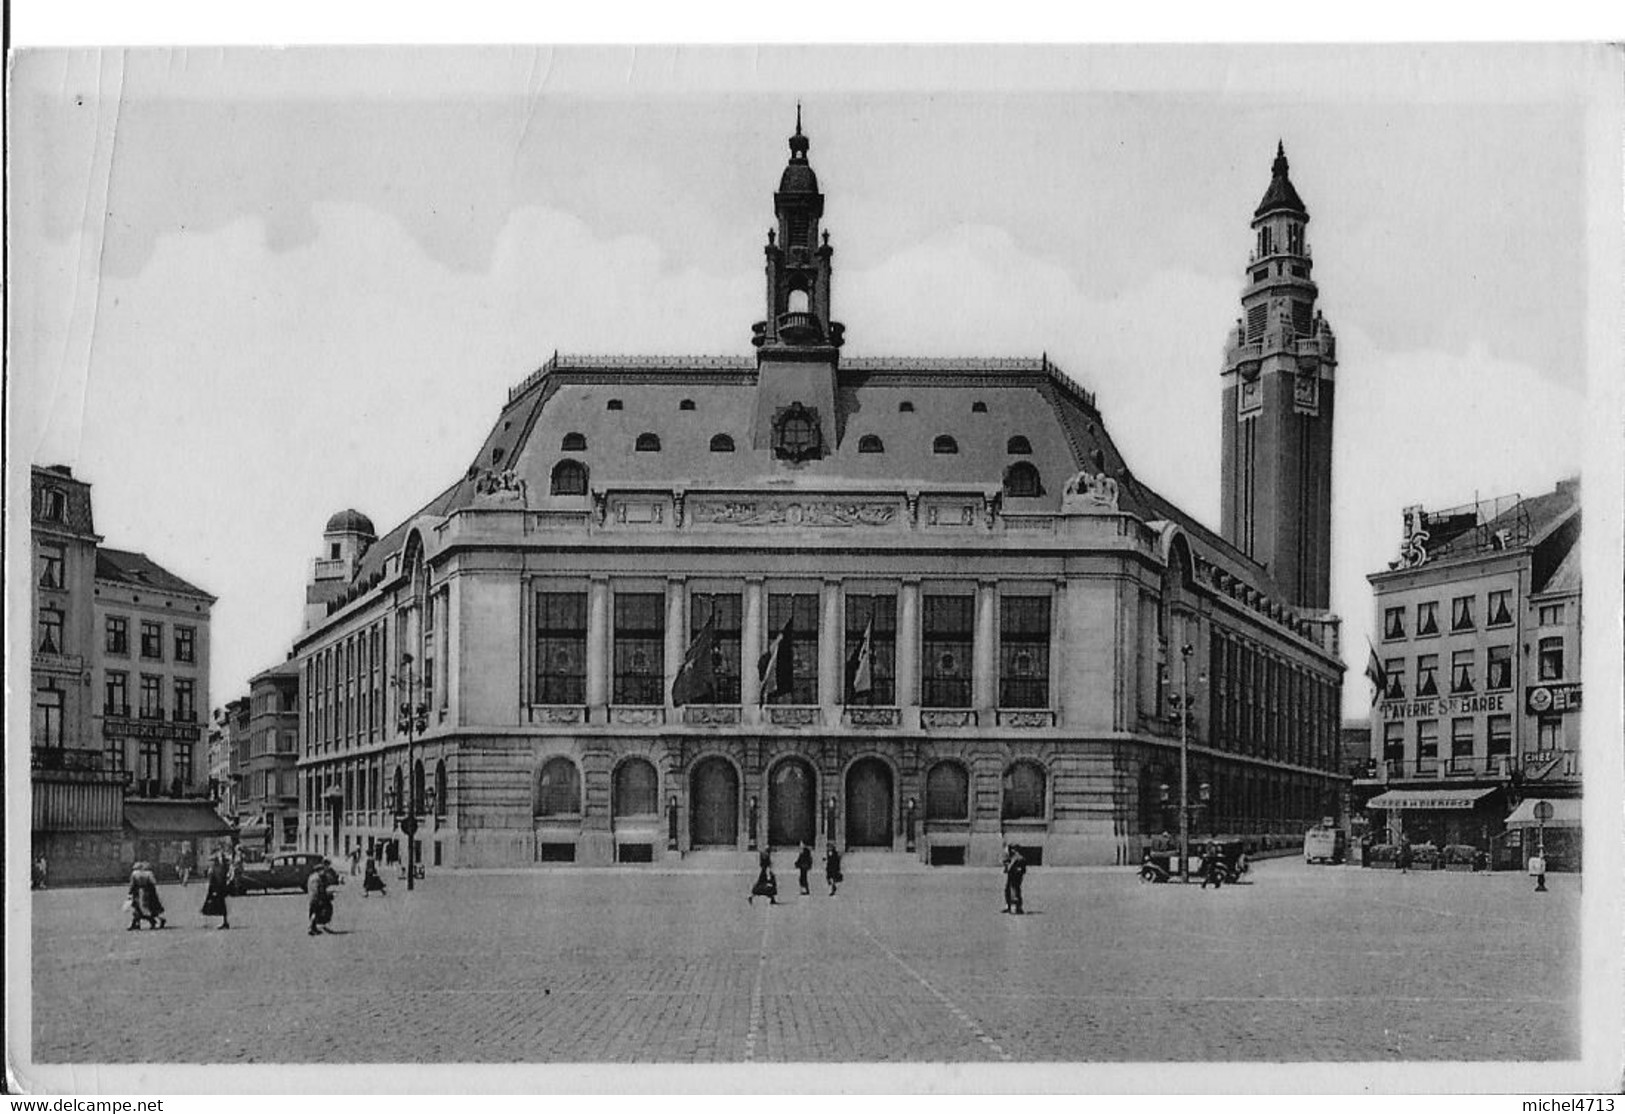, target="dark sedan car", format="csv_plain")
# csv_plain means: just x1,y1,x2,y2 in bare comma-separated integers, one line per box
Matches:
229,853,335,895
